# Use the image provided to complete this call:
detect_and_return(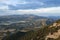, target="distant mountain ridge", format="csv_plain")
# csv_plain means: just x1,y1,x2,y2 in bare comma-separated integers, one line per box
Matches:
0,14,58,30
0,14,47,22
